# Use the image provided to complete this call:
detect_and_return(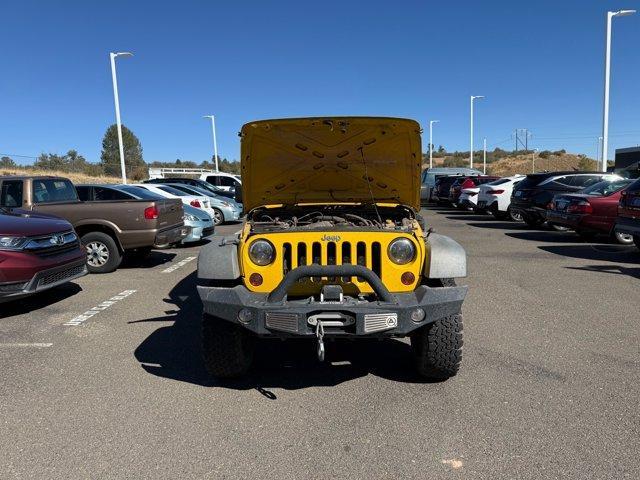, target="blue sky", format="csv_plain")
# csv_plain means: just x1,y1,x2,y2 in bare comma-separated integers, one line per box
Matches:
1,0,639,165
